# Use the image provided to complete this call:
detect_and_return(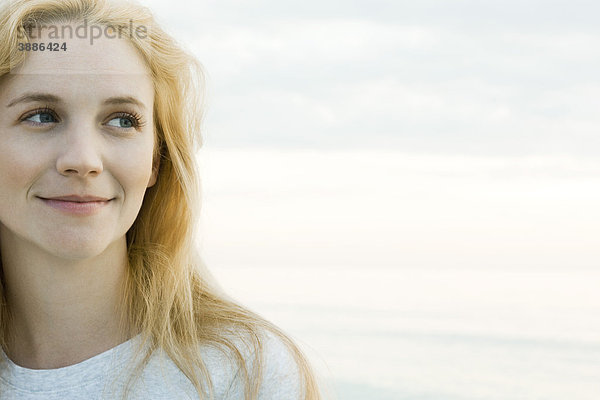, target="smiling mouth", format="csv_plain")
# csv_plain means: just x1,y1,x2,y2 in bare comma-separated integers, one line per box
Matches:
37,197,113,215
37,196,114,203
41,199,112,203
